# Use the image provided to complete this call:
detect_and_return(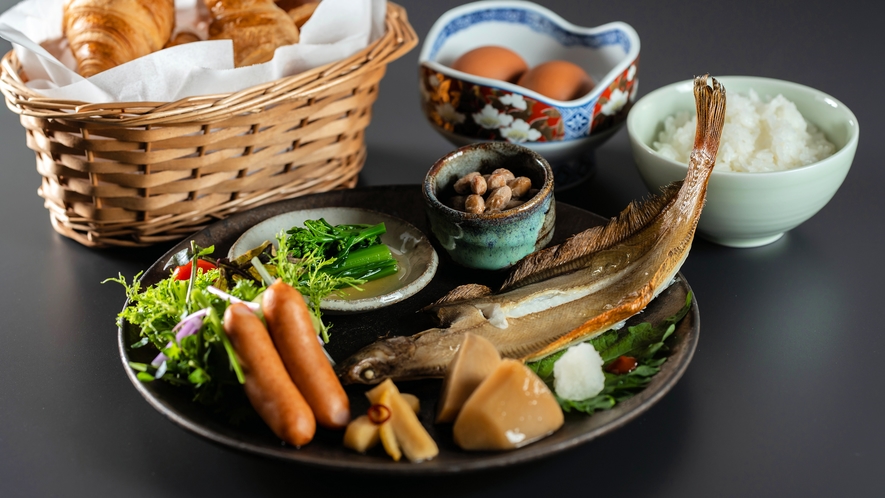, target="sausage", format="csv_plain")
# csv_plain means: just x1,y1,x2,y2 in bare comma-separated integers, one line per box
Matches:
262,280,351,429
223,303,316,447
